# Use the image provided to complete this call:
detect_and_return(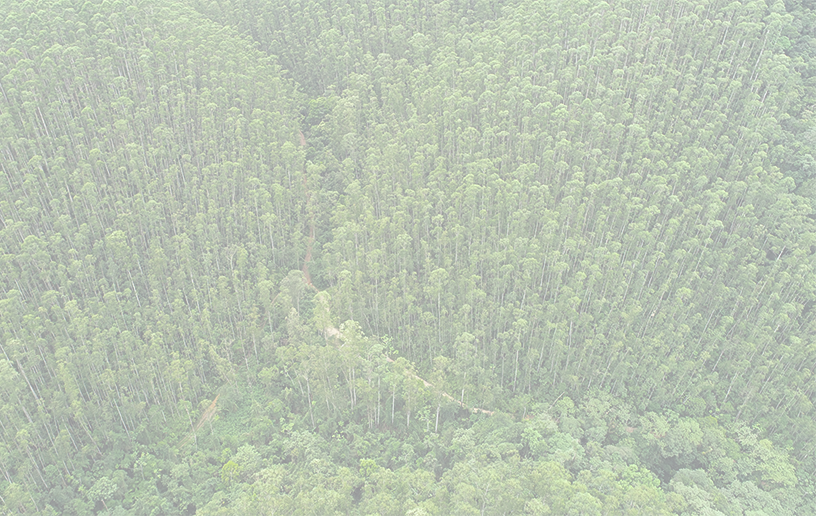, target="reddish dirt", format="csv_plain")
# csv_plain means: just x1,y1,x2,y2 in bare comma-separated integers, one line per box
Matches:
384,356,494,416
179,394,220,447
